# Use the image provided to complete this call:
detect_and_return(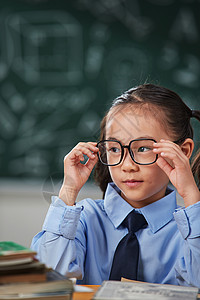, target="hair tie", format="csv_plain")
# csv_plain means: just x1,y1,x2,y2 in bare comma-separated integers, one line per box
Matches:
191,110,196,117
